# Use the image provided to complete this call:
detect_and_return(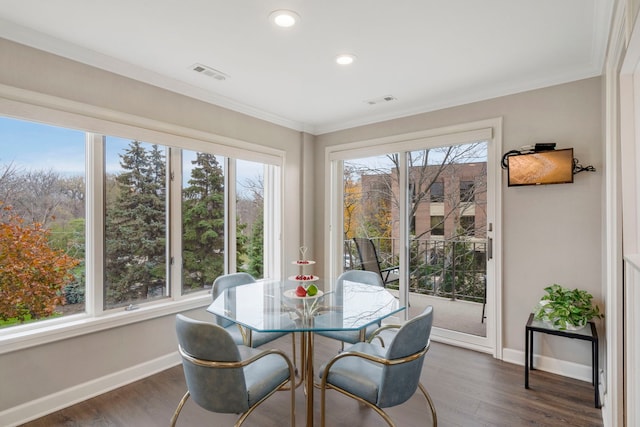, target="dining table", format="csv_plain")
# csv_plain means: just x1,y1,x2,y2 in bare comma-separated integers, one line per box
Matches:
206,277,405,426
